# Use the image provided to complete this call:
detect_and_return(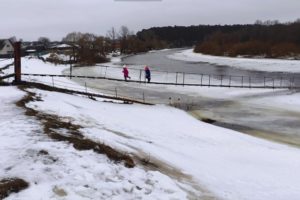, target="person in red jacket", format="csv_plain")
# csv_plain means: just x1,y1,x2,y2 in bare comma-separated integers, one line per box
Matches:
122,65,130,81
